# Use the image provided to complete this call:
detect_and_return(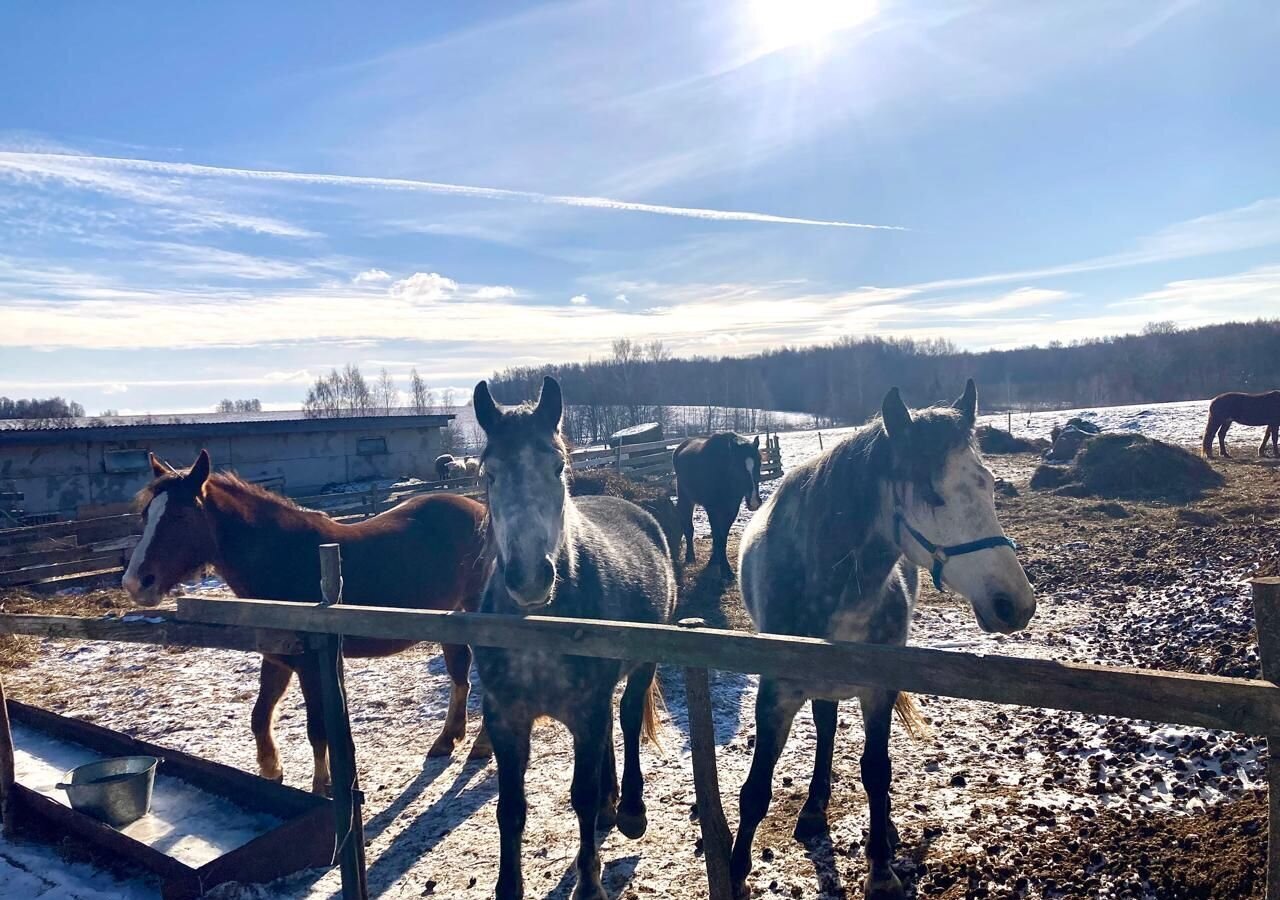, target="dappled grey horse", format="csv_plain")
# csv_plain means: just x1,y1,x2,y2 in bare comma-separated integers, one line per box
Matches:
472,376,677,900
730,380,1036,899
